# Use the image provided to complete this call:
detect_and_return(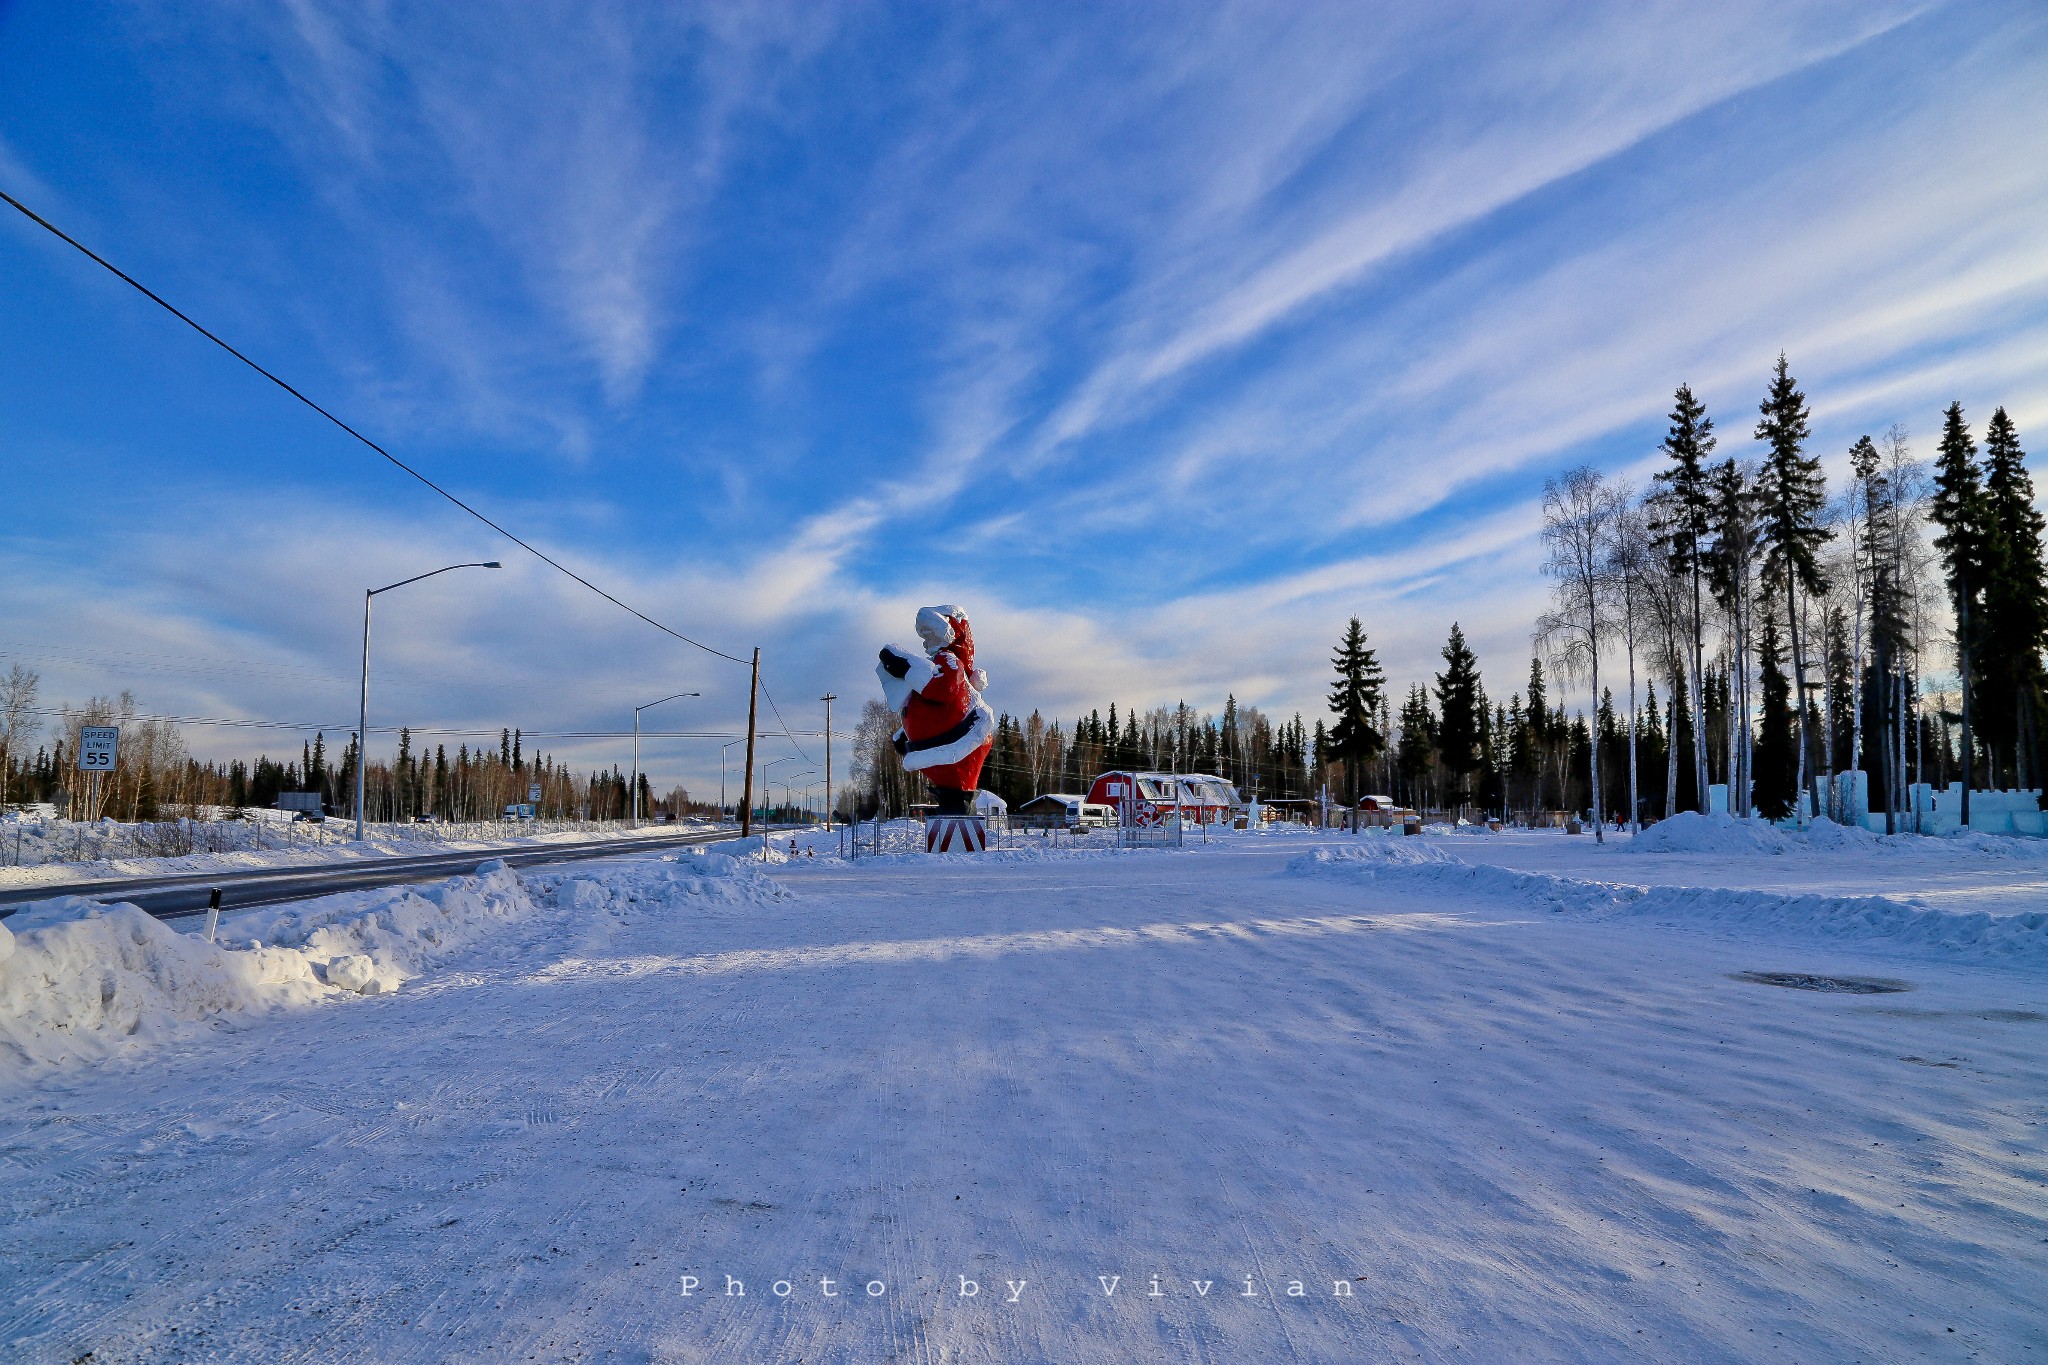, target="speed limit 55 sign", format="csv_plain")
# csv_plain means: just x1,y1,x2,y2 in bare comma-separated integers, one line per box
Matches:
78,726,119,772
